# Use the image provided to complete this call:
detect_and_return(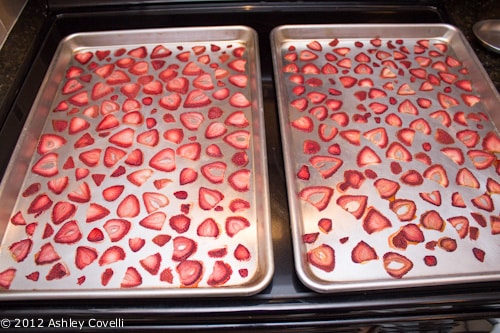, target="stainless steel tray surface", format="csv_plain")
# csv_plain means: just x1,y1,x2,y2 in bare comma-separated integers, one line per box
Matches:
0,26,273,299
271,24,500,293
